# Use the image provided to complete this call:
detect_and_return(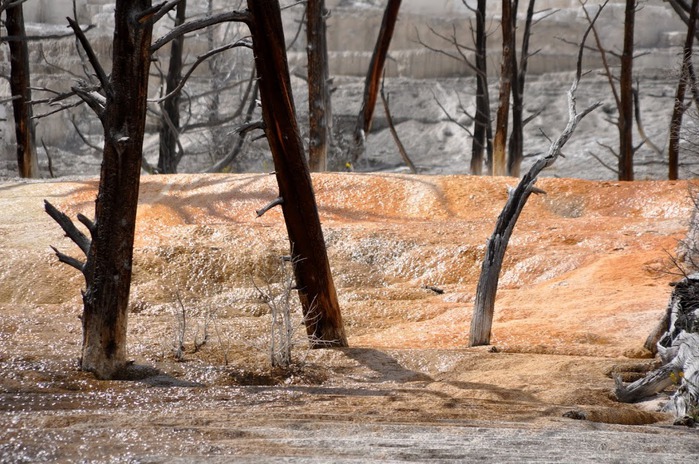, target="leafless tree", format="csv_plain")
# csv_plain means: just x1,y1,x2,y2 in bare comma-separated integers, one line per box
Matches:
472,0,492,175
307,0,332,172
150,1,257,174
352,0,402,163
416,0,493,174
579,0,638,181
492,0,514,176
248,0,347,347
618,0,636,181
44,0,347,380
157,0,187,174
507,0,539,177
3,0,38,178
668,0,699,180
469,4,602,346
45,0,157,379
